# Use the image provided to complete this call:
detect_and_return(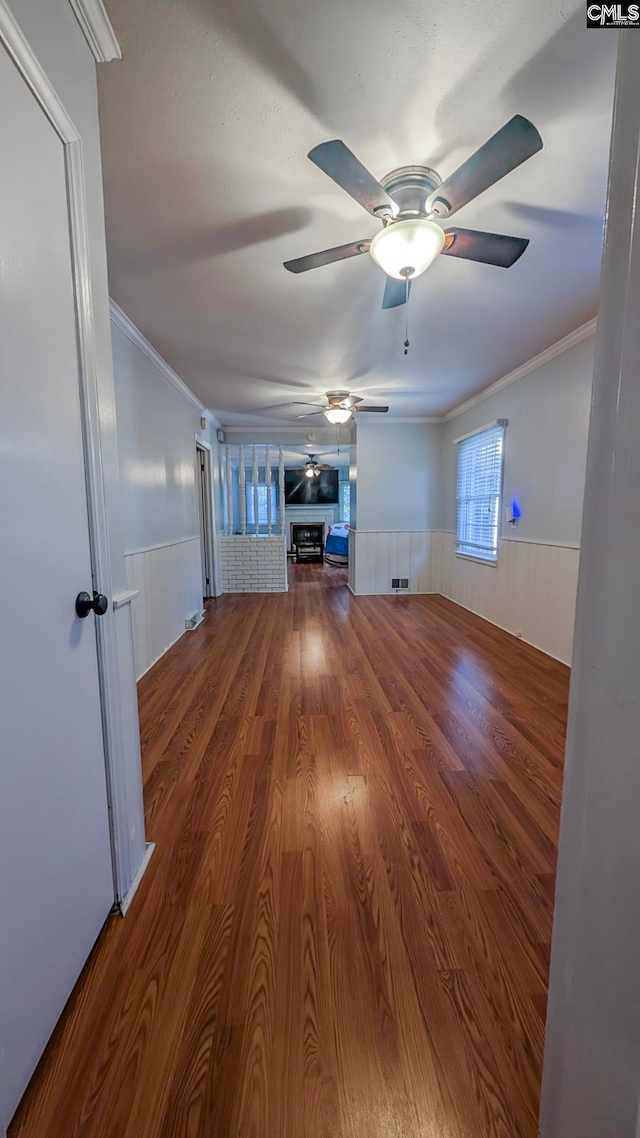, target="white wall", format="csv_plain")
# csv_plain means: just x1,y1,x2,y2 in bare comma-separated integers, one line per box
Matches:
355,420,442,531
440,335,595,546
350,420,441,595
113,319,204,551
436,332,595,663
111,313,221,678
